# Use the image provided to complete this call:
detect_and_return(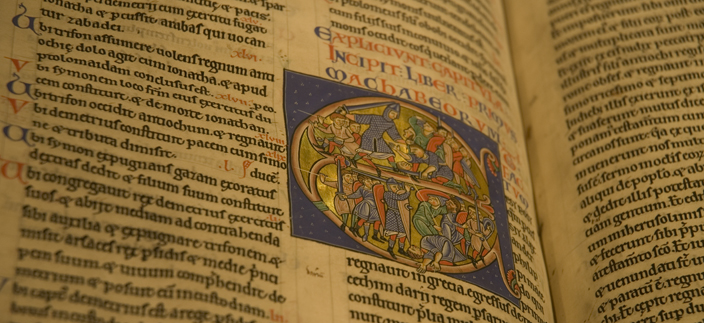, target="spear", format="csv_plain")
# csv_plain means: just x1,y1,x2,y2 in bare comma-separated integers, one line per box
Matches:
292,166,320,176
346,168,385,182
297,110,325,124
297,109,316,116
